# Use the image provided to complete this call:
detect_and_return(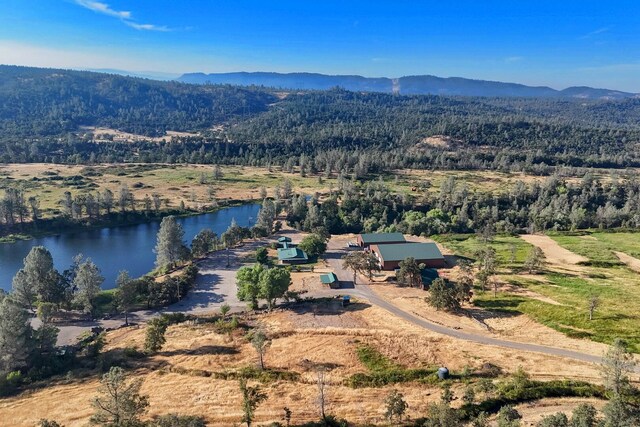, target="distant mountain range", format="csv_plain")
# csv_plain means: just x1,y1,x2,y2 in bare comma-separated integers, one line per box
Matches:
177,72,638,99
86,68,181,81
